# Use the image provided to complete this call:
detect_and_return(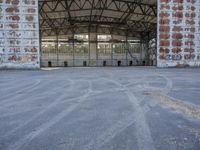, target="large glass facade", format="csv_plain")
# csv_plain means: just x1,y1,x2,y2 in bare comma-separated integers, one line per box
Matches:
74,42,89,55
58,43,73,54
41,34,143,67
42,41,56,53
98,43,112,54
113,43,125,54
